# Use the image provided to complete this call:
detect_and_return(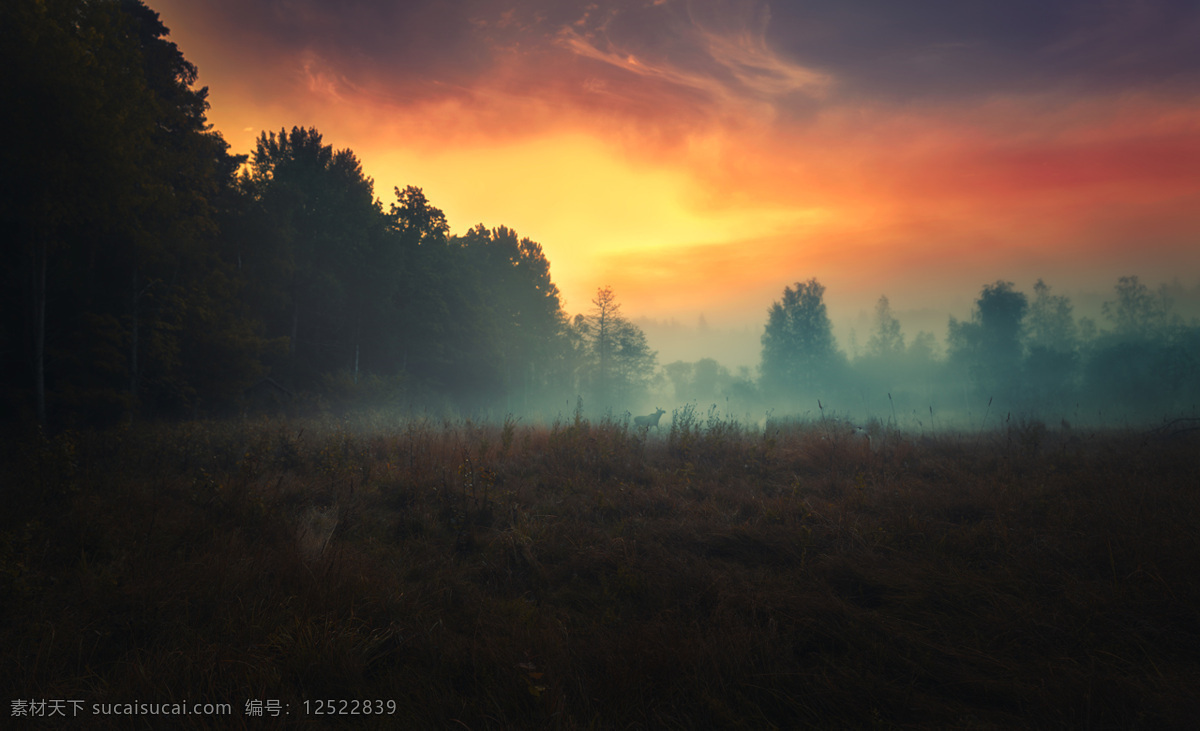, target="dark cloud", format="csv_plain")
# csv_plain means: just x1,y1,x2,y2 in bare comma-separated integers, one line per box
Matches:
174,0,510,97
764,0,1200,101
524,0,1200,119
165,0,1200,121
